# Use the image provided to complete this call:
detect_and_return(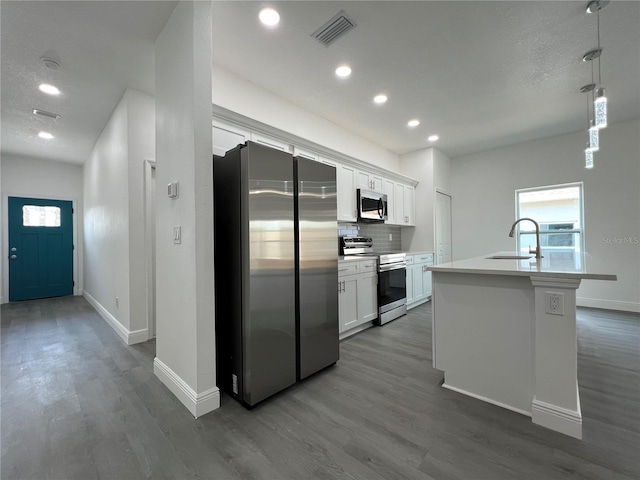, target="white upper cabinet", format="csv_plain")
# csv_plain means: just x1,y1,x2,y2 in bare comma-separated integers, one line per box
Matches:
212,121,250,157
404,185,415,225
384,179,395,224
321,157,356,222
356,170,384,193
251,132,292,153
391,183,415,226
